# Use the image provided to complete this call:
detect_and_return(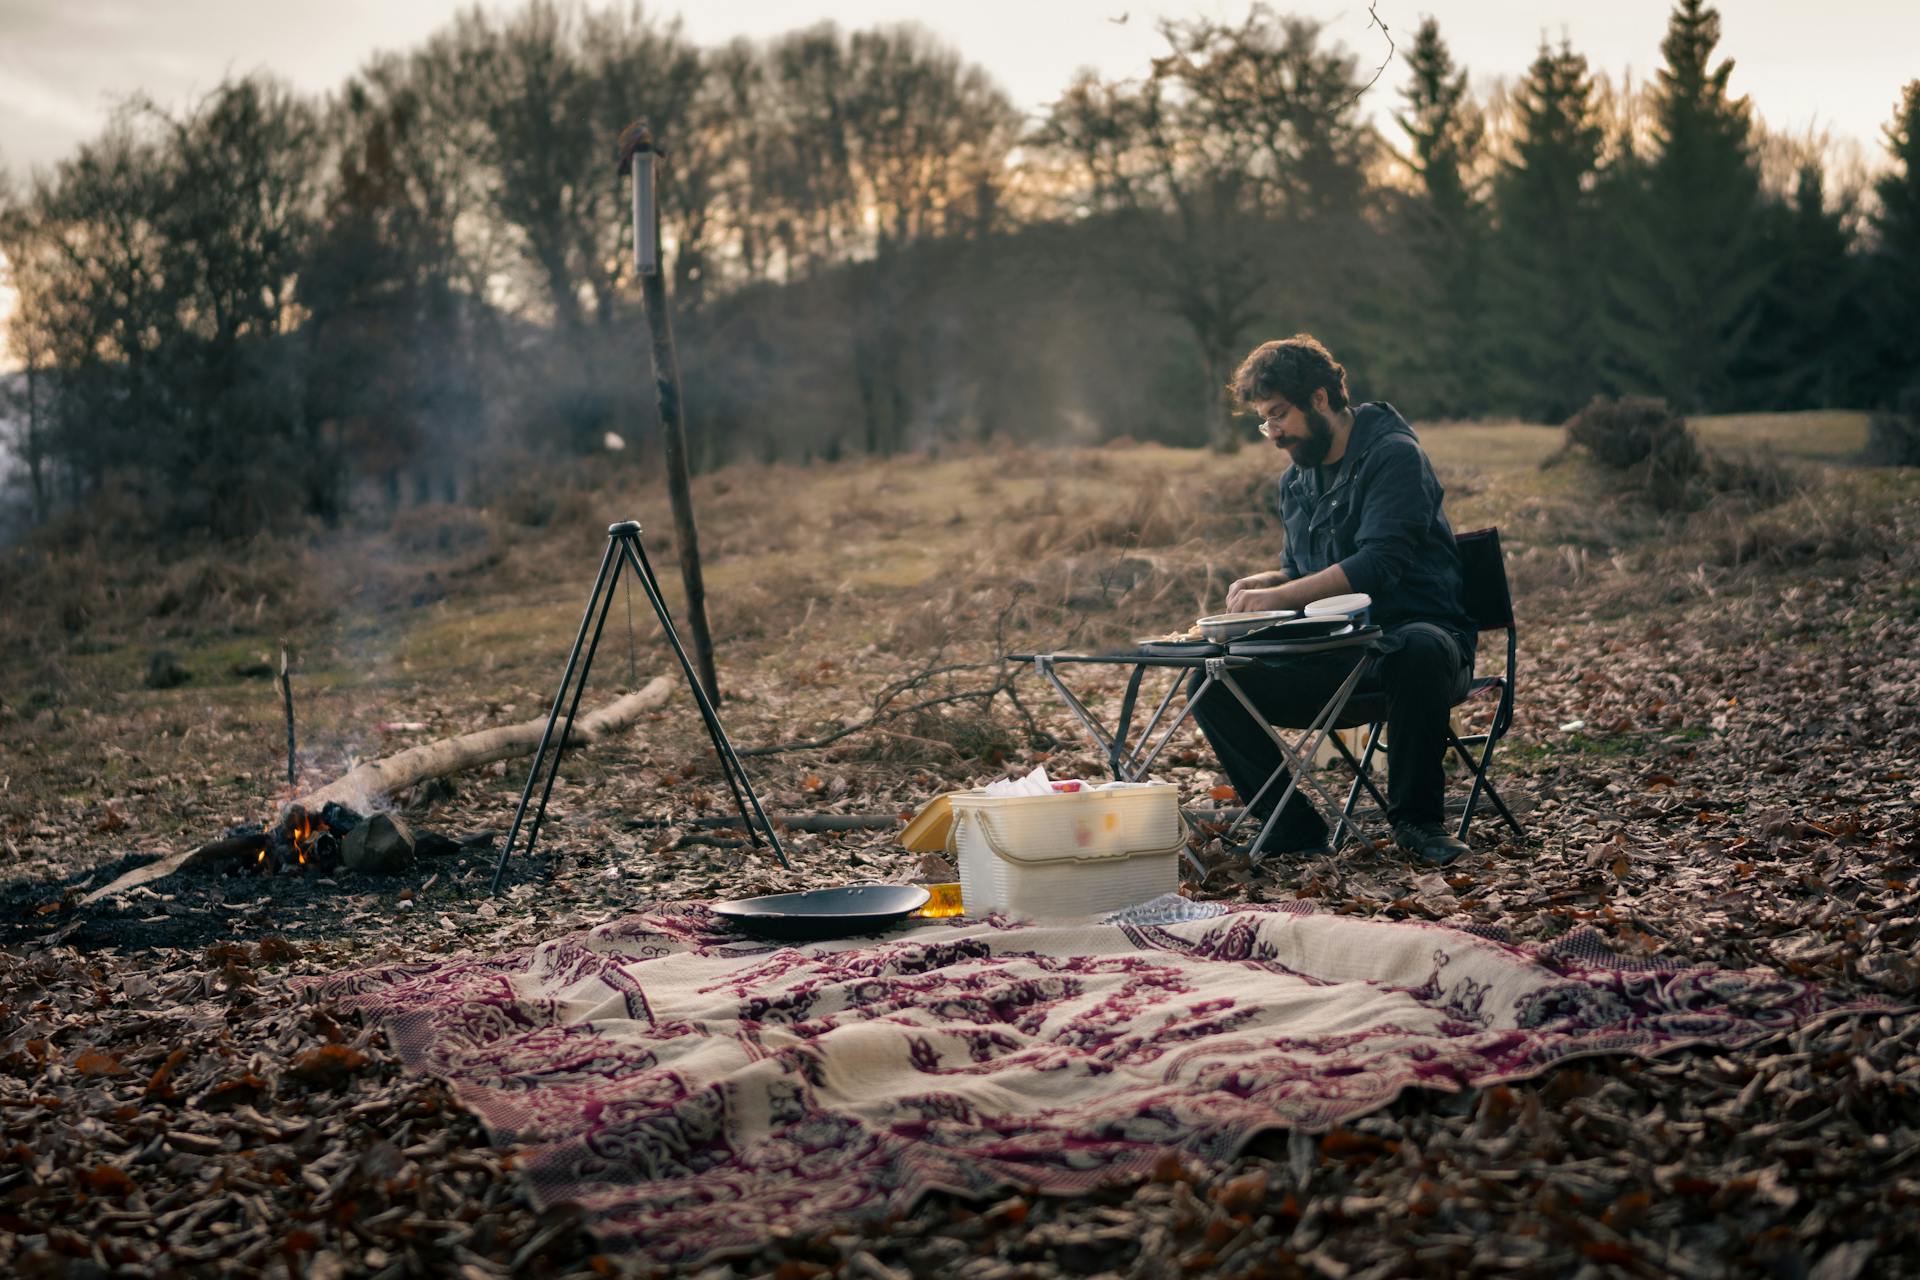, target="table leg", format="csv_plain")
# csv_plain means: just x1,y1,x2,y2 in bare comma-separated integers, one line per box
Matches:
1033,656,1124,767
1213,654,1377,861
